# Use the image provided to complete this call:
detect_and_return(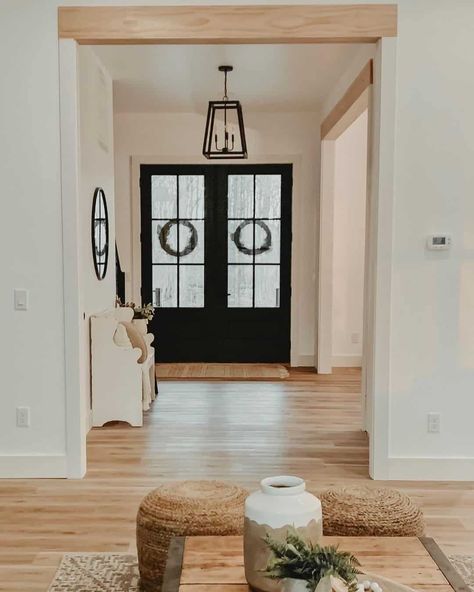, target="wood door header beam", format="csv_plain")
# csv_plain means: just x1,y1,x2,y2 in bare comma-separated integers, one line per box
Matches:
58,5,397,45
321,59,373,139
